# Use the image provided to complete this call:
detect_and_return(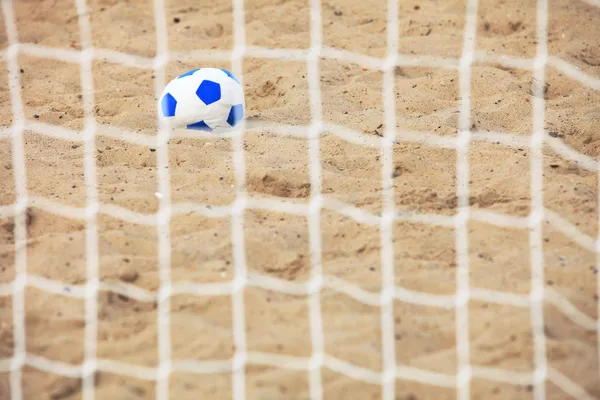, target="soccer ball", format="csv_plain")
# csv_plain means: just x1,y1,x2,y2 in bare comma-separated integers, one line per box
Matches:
158,68,245,132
